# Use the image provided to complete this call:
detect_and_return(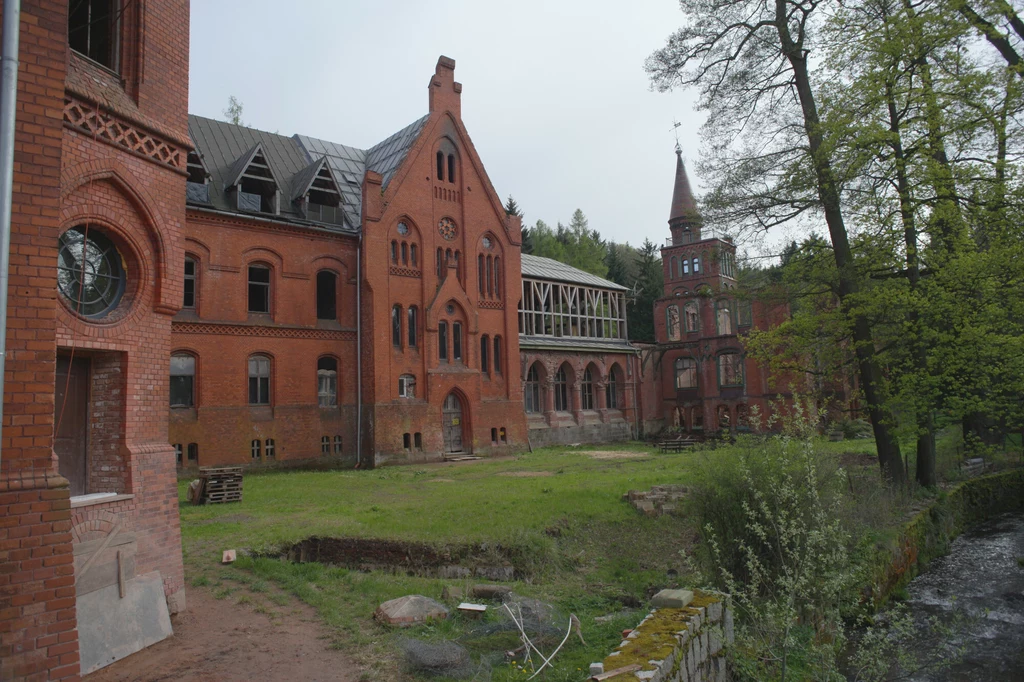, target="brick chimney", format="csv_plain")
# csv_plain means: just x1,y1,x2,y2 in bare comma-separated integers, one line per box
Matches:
428,55,462,118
